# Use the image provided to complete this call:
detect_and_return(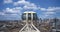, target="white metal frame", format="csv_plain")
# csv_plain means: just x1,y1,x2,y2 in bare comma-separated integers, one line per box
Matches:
19,11,40,32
